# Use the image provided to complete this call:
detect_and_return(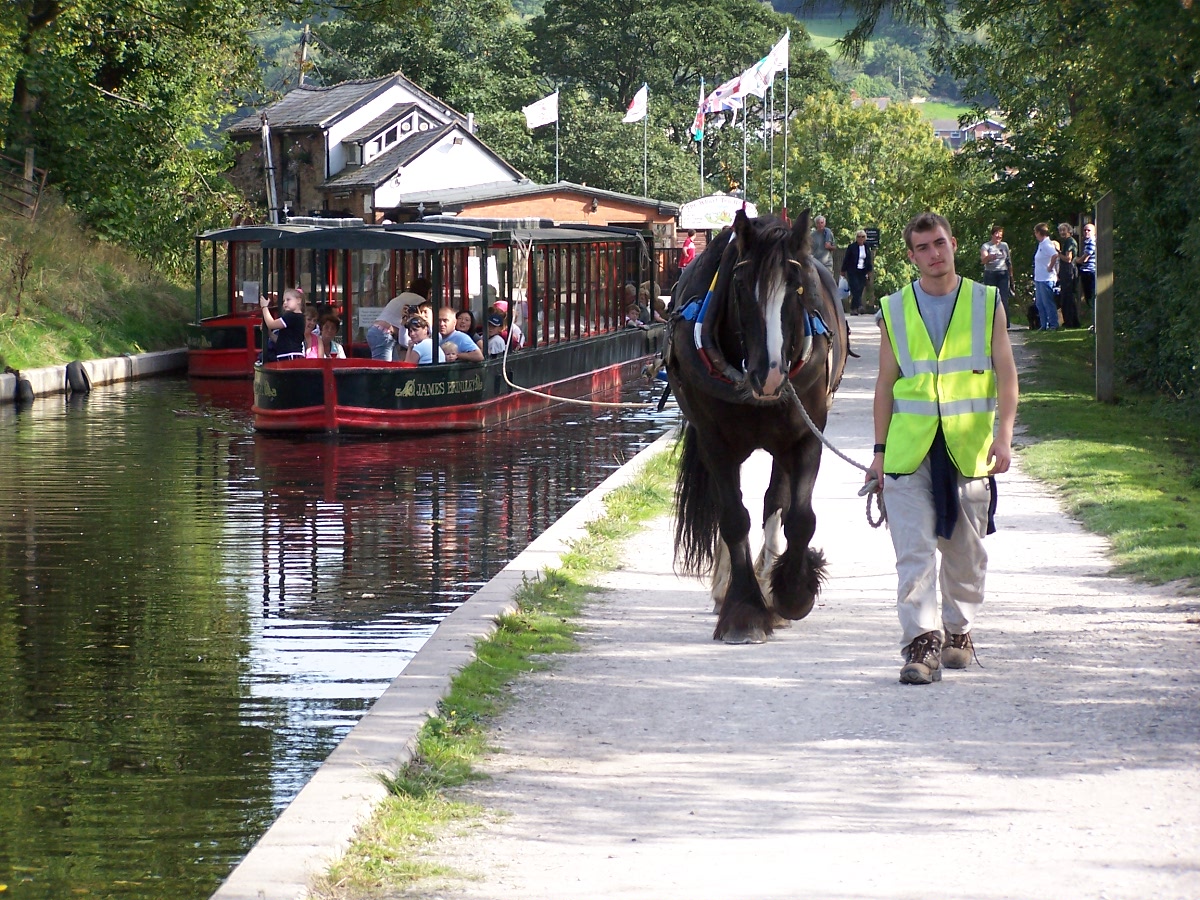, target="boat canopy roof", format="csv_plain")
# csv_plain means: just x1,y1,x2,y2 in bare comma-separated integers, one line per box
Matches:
198,221,648,251
196,224,315,244
262,225,485,251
